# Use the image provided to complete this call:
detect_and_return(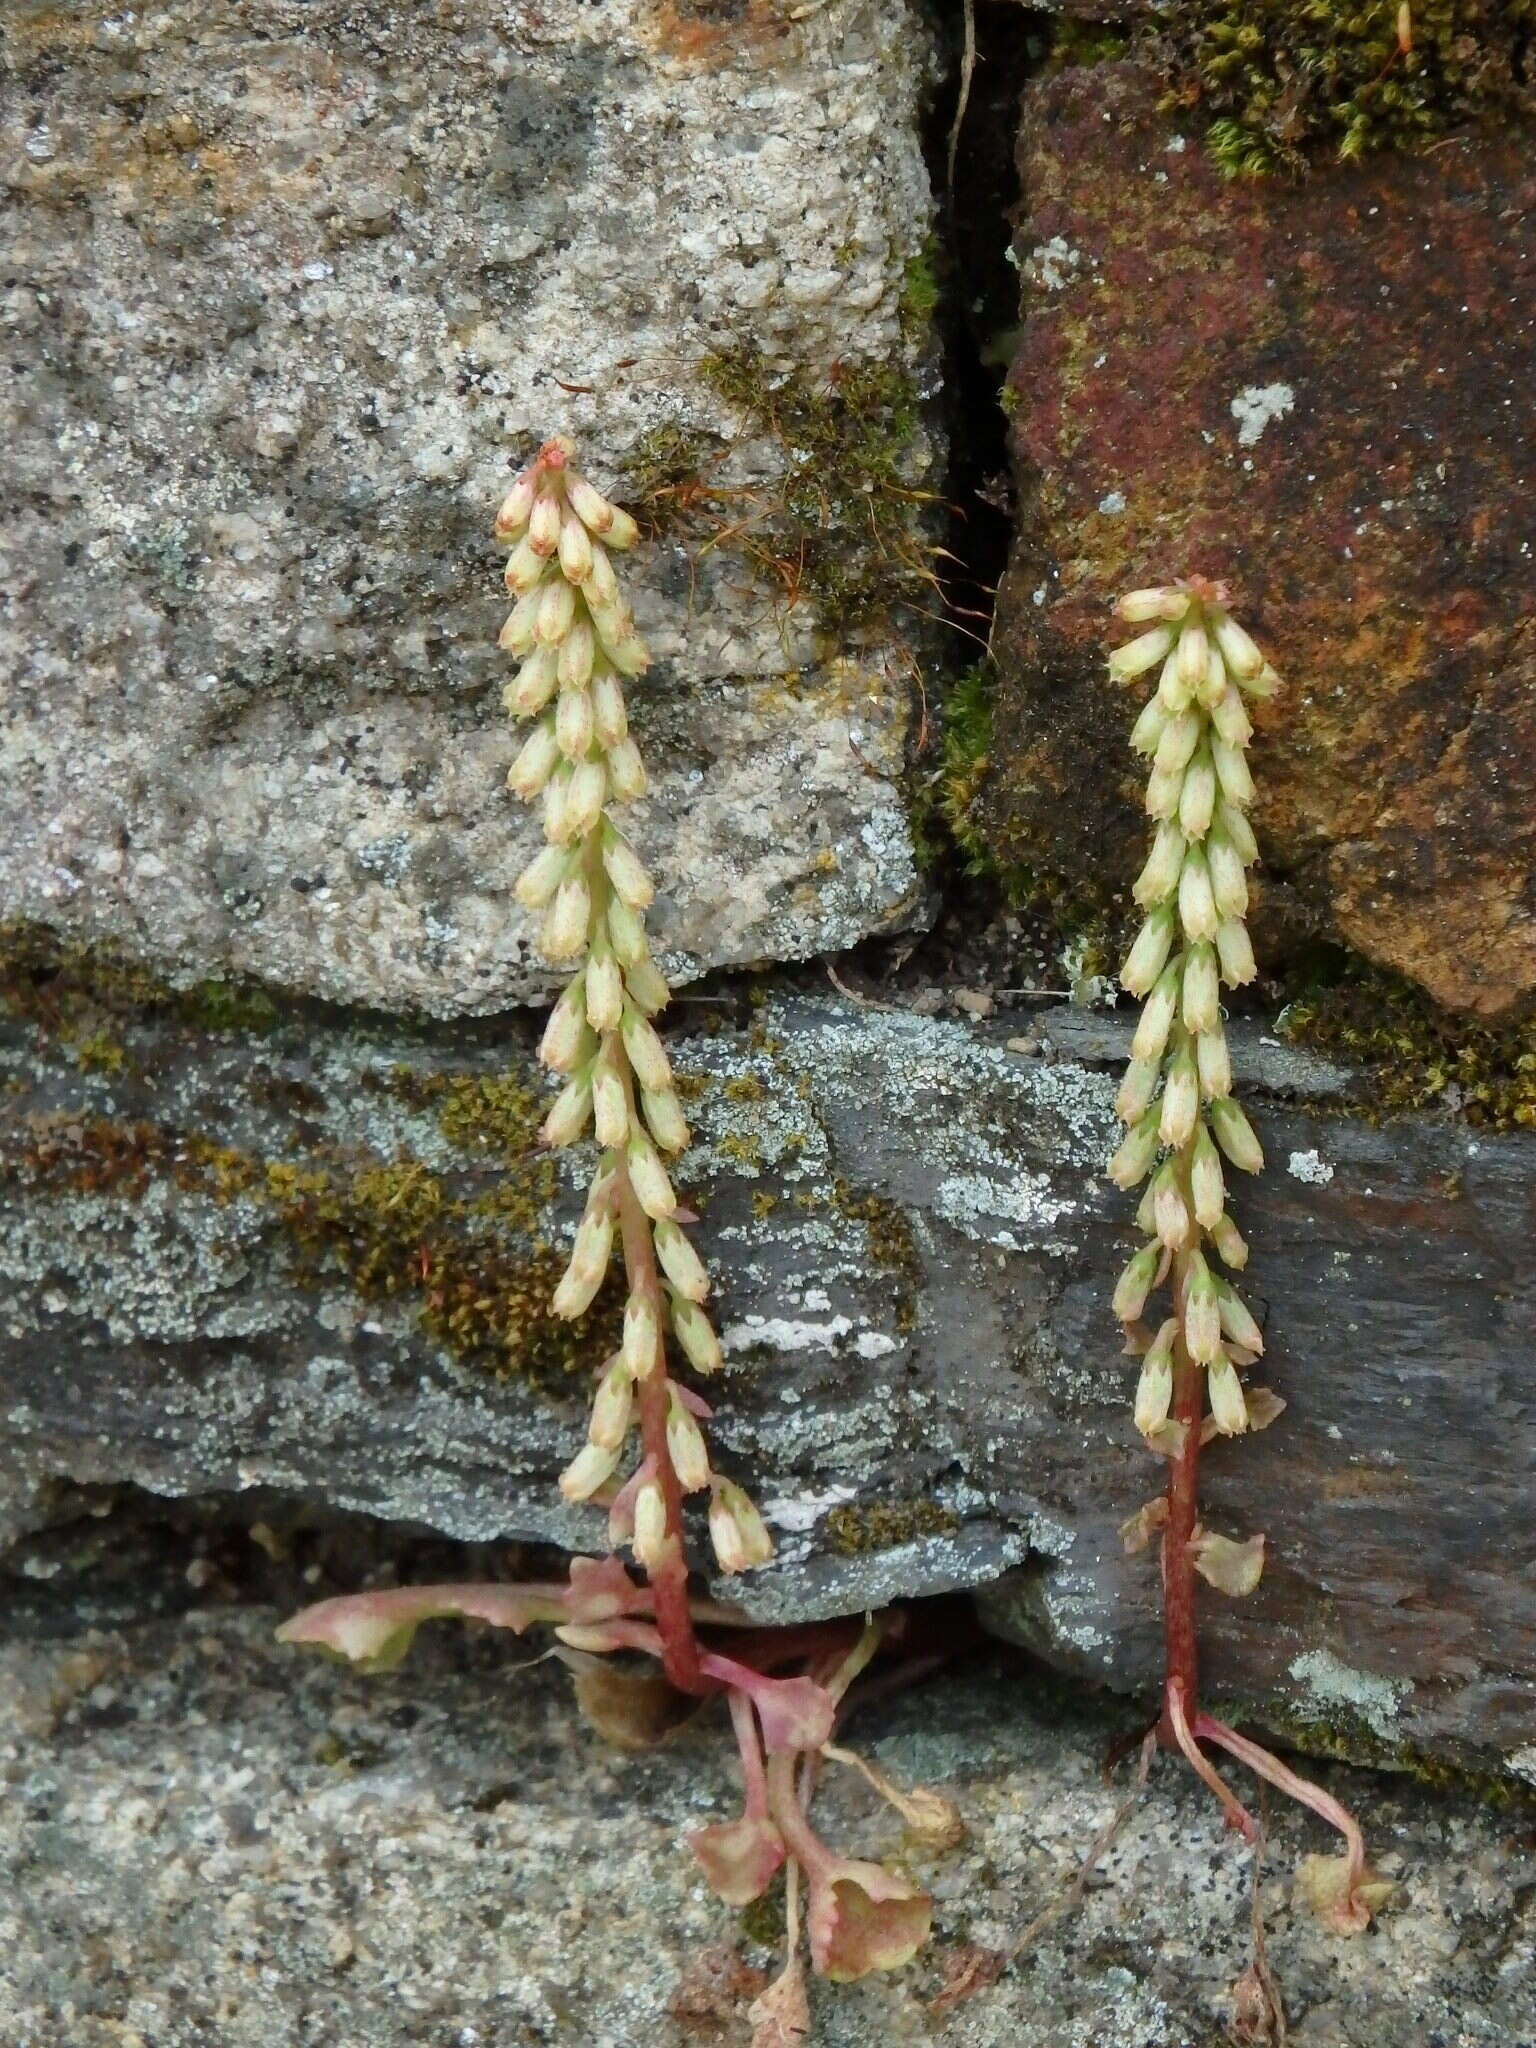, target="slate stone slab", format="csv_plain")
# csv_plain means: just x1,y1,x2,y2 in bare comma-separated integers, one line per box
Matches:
3,985,1533,1781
